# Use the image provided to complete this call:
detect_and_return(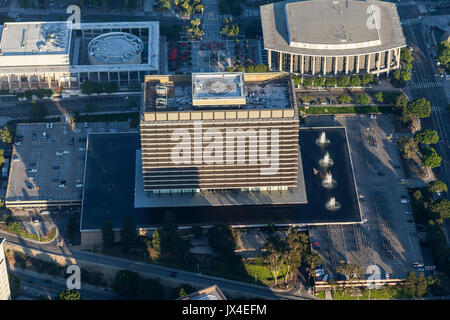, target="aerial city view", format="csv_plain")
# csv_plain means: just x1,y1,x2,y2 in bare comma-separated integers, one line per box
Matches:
0,0,449,309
